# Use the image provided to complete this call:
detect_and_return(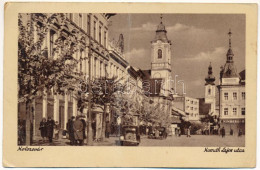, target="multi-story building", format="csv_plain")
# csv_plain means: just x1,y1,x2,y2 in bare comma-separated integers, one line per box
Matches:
184,96,199,121
218,30,245,135
18,13,135,138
